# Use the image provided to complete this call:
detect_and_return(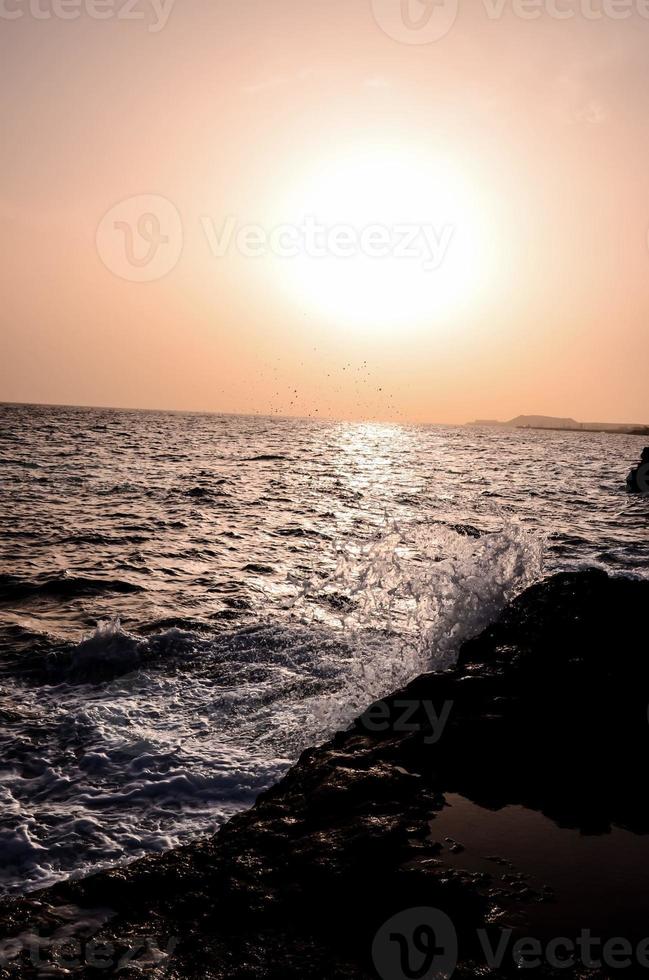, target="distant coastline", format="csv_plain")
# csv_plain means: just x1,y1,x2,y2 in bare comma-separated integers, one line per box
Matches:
468,414,649,437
